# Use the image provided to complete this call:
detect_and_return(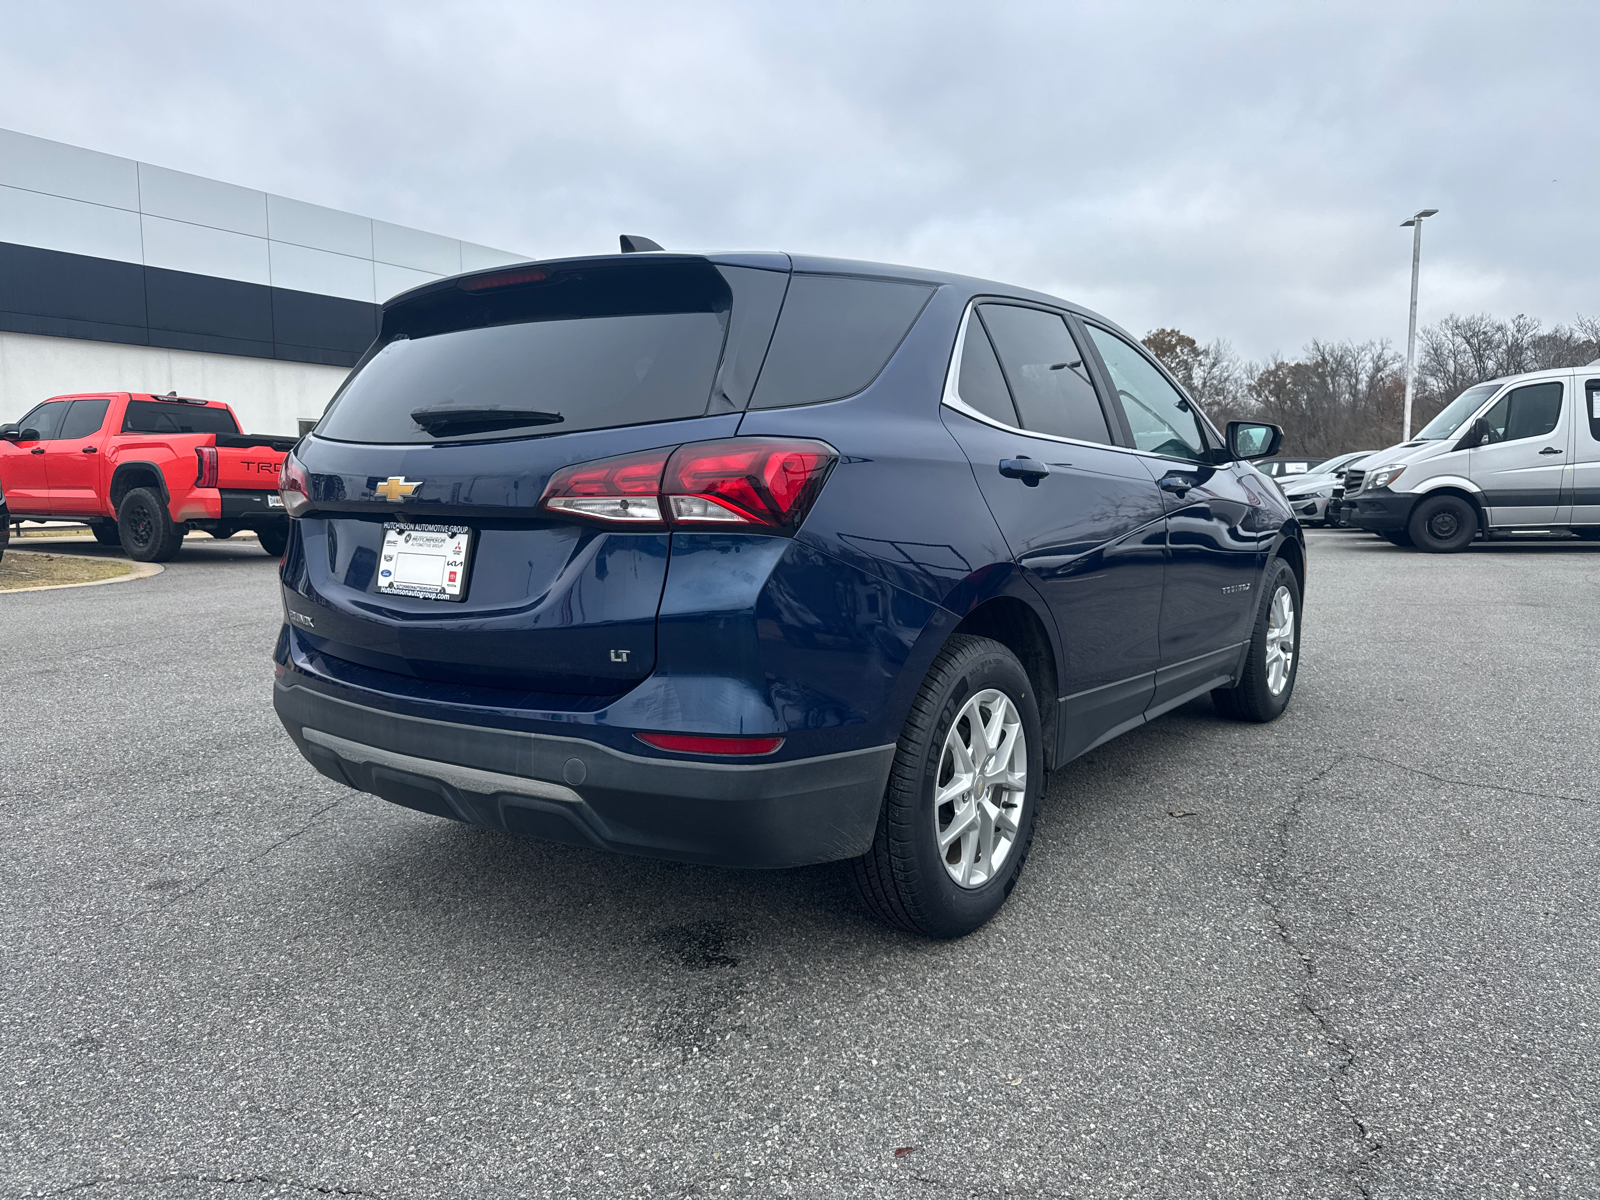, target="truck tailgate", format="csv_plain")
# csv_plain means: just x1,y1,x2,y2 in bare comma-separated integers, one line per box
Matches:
213,435,294,490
